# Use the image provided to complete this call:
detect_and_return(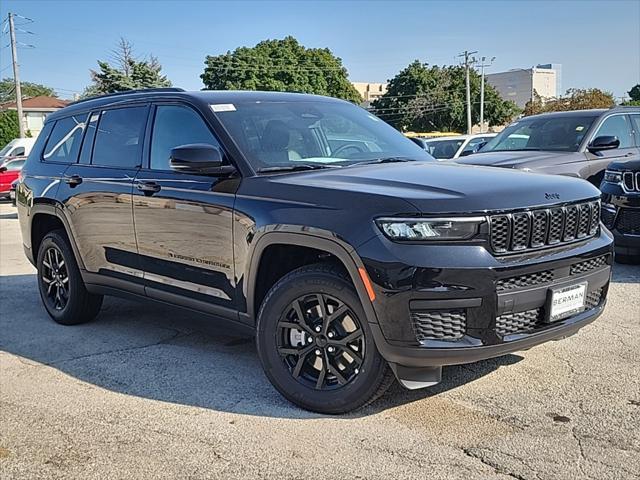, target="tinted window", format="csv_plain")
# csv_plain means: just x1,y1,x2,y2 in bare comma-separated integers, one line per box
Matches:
150,105,221,170
594,115,633,148
12,147,25,156
43,115,88,163
483,115,597,152
91,106,147,168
